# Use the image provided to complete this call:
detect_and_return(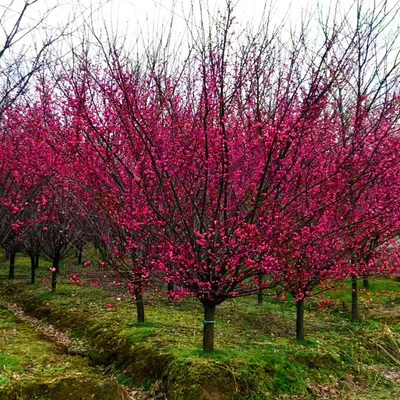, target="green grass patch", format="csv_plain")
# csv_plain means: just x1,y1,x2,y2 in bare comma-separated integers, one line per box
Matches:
116,373,136,386
0,301,119,399
0,353,20,368
126,327,157,343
